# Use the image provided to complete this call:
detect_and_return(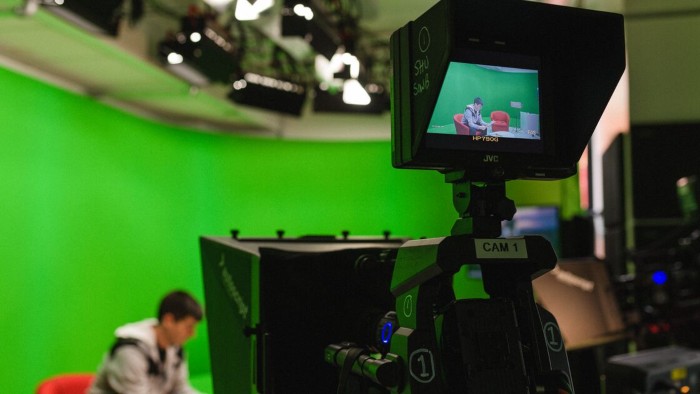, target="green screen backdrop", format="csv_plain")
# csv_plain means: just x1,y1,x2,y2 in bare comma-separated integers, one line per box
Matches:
428,62,539,133
0,65,574,393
